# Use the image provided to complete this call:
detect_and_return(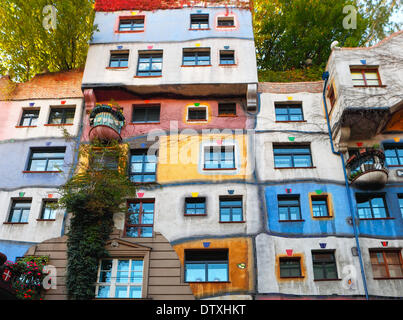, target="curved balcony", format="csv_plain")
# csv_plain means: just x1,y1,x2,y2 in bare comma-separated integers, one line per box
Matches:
346,149,389,190
89,105,125,142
